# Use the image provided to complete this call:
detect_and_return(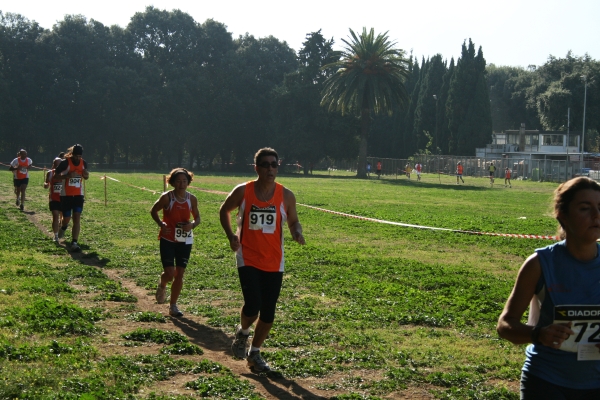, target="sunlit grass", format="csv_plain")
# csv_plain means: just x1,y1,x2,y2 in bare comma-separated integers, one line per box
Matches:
0,169,560,398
